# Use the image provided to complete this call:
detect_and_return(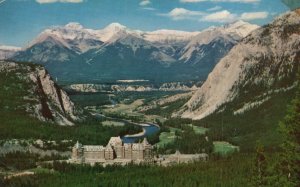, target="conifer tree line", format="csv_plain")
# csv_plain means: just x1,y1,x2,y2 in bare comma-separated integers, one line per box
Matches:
252,75,300,186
